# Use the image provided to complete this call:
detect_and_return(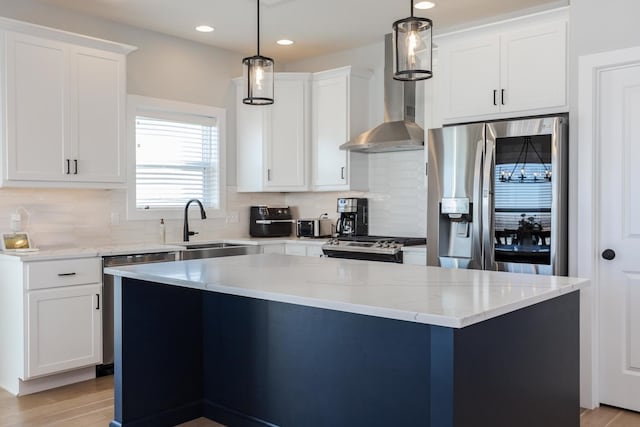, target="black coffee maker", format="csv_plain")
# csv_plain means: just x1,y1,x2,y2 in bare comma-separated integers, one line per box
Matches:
336,198,368,237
